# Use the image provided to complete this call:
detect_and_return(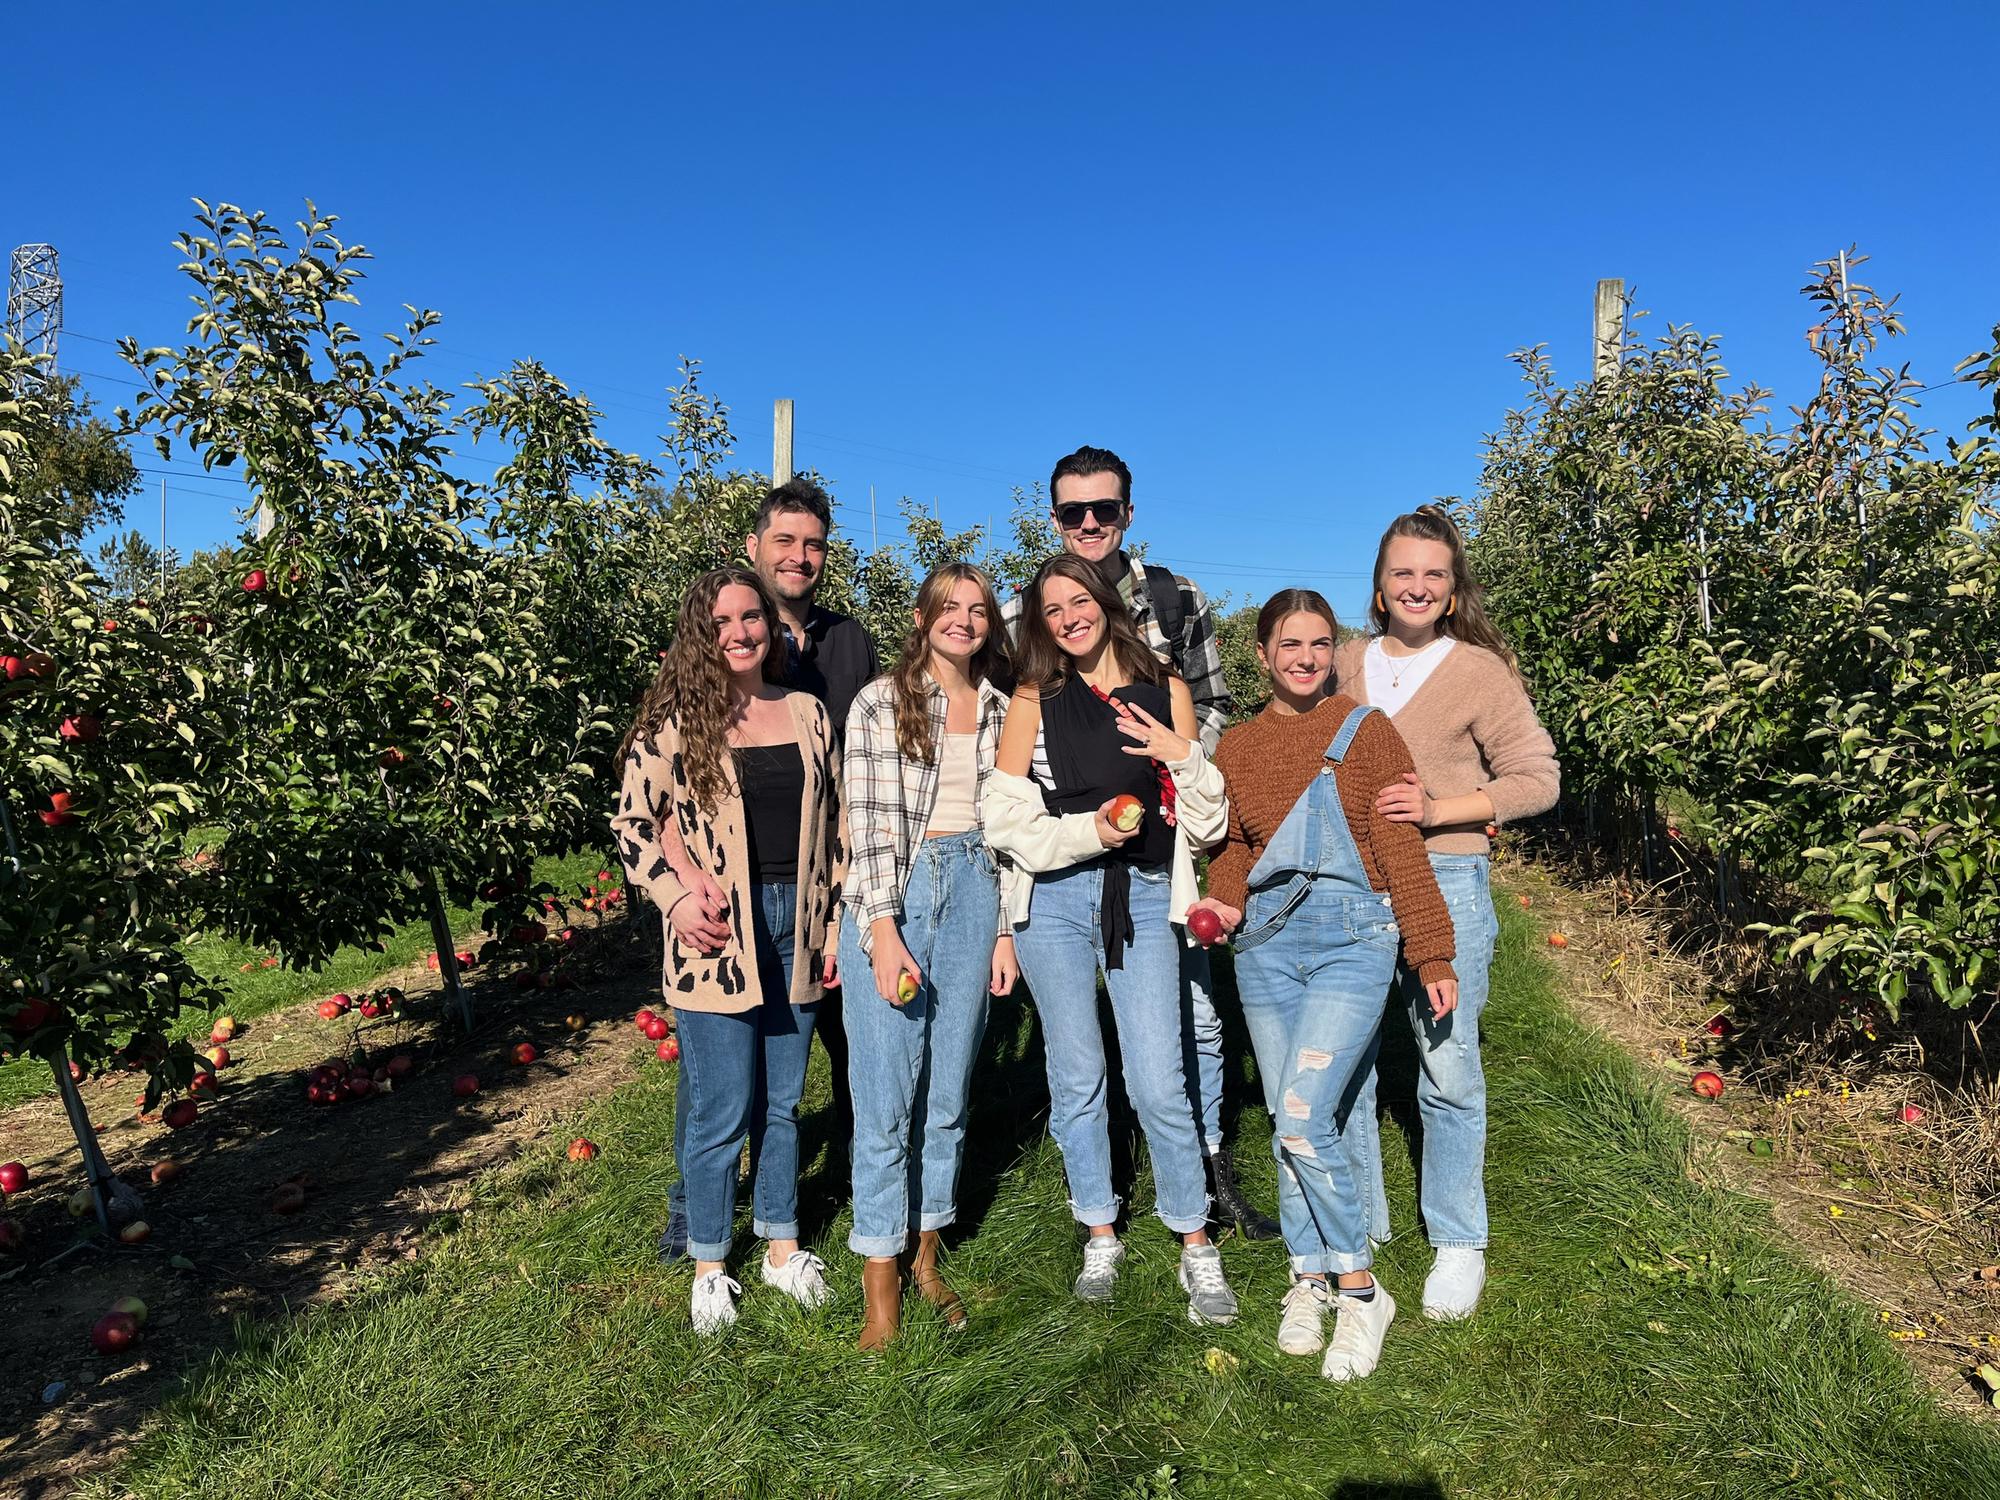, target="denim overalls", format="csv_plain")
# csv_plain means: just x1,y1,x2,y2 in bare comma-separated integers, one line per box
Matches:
1232,703,1404,1276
